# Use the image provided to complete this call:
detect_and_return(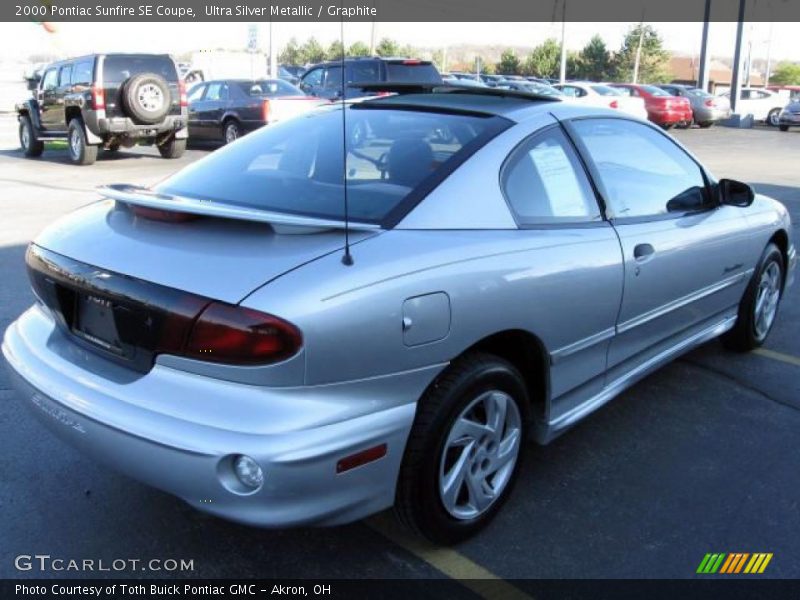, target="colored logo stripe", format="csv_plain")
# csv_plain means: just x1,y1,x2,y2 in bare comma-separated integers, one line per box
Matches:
697,553,773,574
